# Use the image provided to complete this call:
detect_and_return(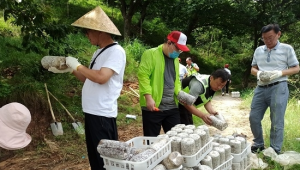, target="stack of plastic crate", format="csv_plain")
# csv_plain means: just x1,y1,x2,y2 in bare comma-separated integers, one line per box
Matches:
231,142,252,170
181,137,214,168
231,91,240,98
101,136,172,170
